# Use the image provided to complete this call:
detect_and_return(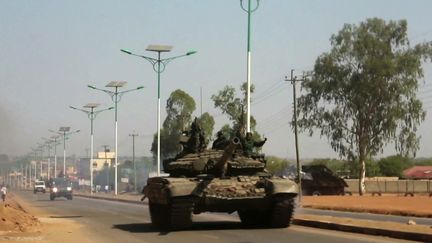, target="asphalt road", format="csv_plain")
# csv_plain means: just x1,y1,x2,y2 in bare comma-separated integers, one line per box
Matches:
16,191,414,243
